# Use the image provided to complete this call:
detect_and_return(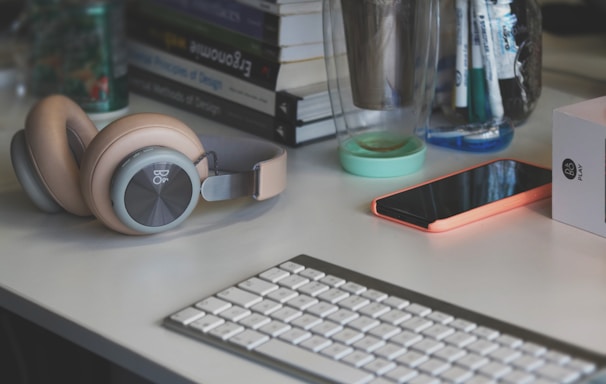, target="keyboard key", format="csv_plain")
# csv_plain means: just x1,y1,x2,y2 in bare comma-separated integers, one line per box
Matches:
250,299,282,315
298,267,325,281
285,294,318,311
258,267,289,283
478,361,512,379
536,363,580,383
363,357,396,375
270,306,302,323
320,274,345,287
300,335,331,352
440,366,473,383
311,320,343,338
383,296,410,309
374,342,407,360
238,313,271,330
456,353,490,370
277,274,309,290
195,296,231,314
354,335,385,353
256,339,374,383
266,287,298,303
406,303,432,317
169,307,204,325
472,326,500,340
342,350,375,368
397,350,429,368
418,357,451,375
385,366,418,382
291,313,322,330
321,342,353,360
500,369,535,384
189,314,224,333
340,295,371,311
228,329,269,350
279,328,311,344
362,289,388,302
317,288,349,304
327,308,359,325
450,318,476,332
219,306,251,322
217,287,262,308
444,331,477,348
401,316,433,333
434,345,467,362
379,309,411,325
298,281,330,297
209,322,244,340
422,324,455,340
238,277,279,296
390,330,423,347
258,320,290,337
307,301,338,317
332,327,364,345
279,261,304,274
512,354,545,371
467,339,500,355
